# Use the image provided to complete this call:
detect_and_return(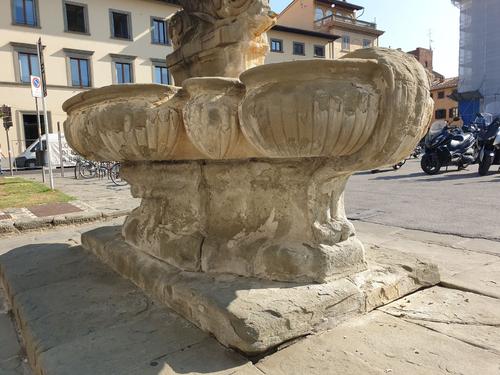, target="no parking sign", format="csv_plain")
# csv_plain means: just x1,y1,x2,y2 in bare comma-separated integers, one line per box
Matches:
30,75,43,98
